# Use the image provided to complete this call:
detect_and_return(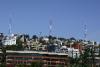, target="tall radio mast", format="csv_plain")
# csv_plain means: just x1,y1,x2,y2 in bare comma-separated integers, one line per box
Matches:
49,20,52,36
8,17,12,35
84,24,87,40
